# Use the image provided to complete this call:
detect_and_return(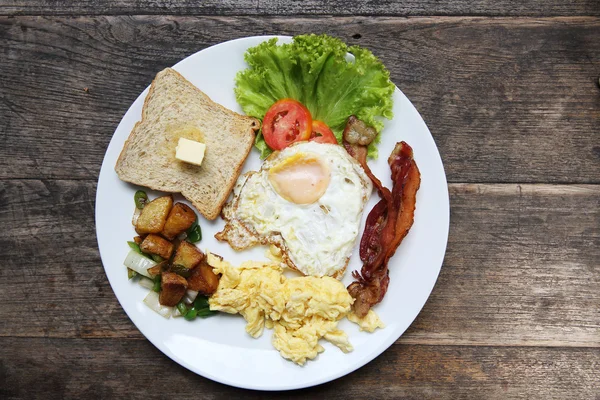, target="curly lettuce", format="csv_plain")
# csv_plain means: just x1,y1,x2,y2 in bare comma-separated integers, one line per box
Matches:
235,34,395,158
